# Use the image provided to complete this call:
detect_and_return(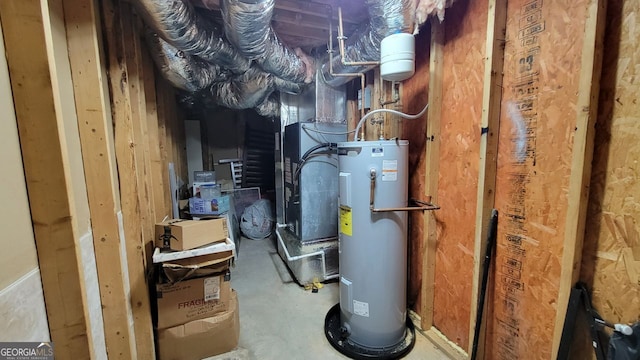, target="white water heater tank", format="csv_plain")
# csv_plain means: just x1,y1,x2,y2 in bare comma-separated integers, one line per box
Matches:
380,33,415,82
337,140,409,348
